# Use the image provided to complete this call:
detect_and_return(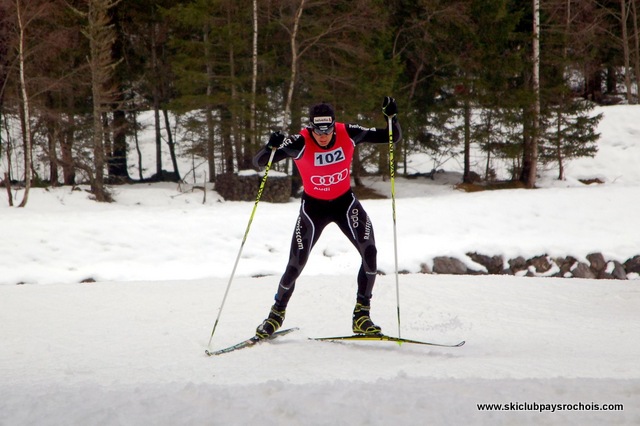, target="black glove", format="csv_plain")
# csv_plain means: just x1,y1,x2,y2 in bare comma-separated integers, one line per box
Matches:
266,131,285,149
382,96,398,117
